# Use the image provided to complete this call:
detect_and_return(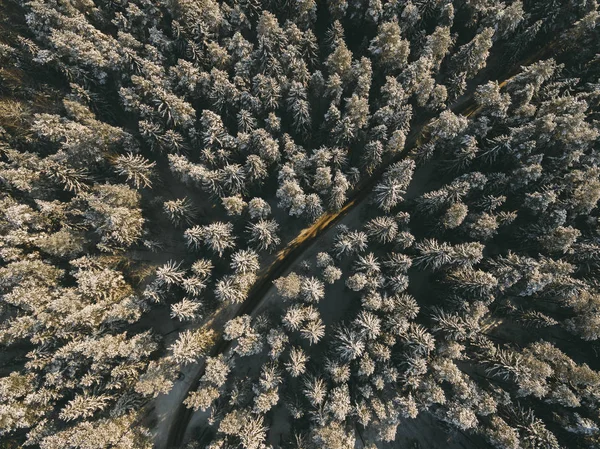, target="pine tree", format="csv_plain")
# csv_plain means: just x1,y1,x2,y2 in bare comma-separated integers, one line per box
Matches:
364,216,398,243
247,198,272,219
231,249,260,274
325,384,352,421
78,184,145,251
334,326,365,361
300,277,325,303
247,219,281,252
300,318,326,345
373,160,415,212
215,275,251,303
222,195,247,216
354,311,381,340
369,21,410,73
170,298,202,321
333,230,368,258
163,197,197,226
303,375,327,407
112,153,156,189
185,222,236,256
286,347,309,377
170,329,216,365
156,260,186,287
